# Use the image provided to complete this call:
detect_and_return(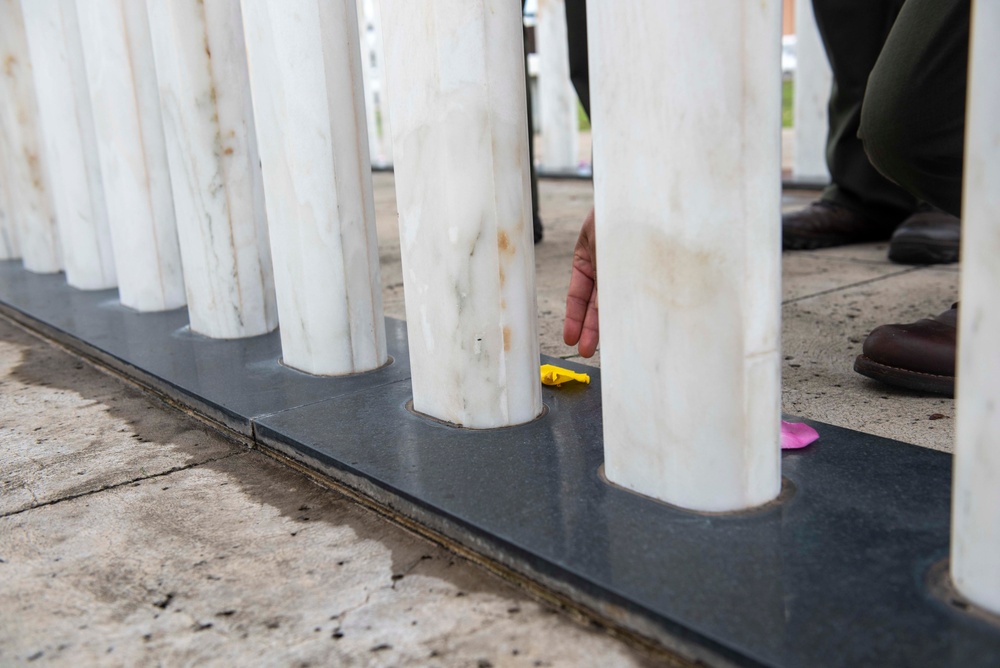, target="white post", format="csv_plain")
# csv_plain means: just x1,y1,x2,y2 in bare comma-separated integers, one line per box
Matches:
381,0,543,429
0,128,19,259
74,0,186,313
792,0,831,183
241,0,388,376
145,0,277,338
20,0,117,291
951,0,1000,616
536,0,579,172
369,0,393,166
356,0,382,169
0,0,61,274
590,1,782,512
357,0,393,167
